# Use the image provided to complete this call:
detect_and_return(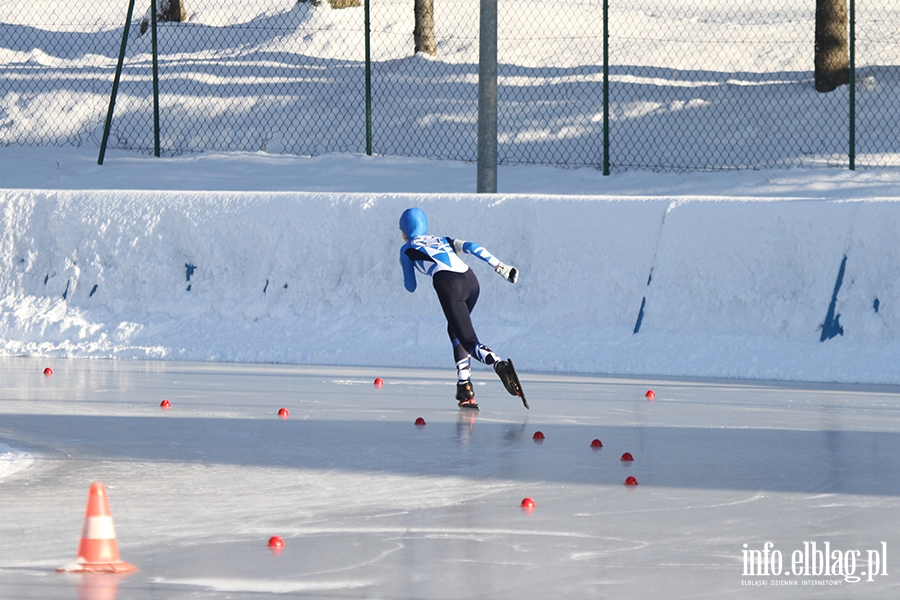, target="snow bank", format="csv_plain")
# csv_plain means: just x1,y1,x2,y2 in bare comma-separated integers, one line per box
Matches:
1,188,898,383
0,442,34,479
